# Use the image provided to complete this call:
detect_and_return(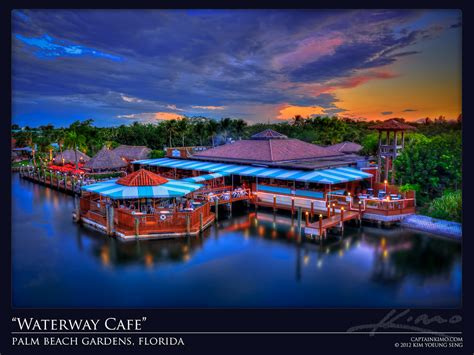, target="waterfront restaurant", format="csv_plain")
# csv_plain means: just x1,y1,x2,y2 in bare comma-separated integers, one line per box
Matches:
133,129,416,222
78,169,215,240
